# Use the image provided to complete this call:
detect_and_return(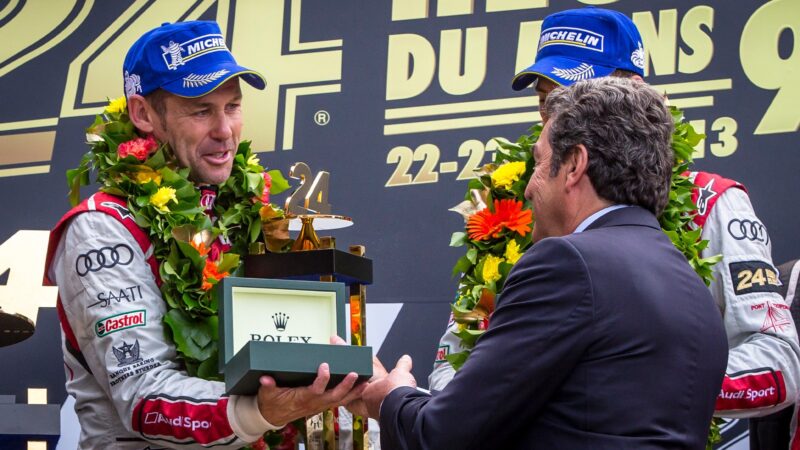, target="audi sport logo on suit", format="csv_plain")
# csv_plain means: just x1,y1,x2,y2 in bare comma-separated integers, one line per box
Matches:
717,370,785,410
132,396,235,444
727,218,769,244
75,244,134,276
144,412,212,431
